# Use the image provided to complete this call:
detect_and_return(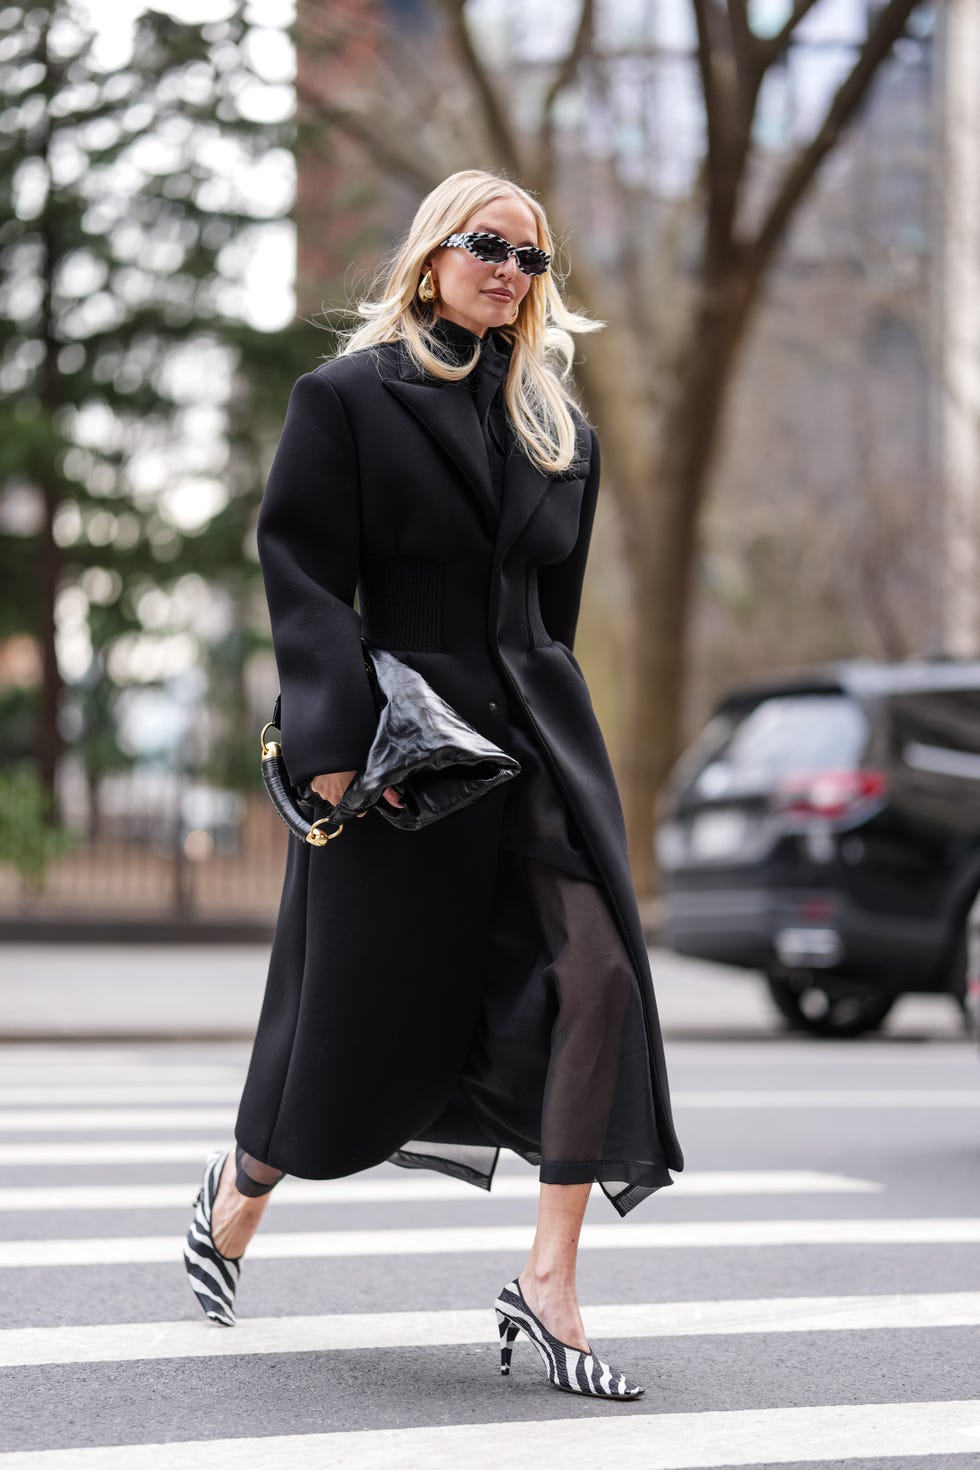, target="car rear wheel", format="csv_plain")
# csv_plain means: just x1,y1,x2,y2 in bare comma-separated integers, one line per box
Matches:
765,970,896,1038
